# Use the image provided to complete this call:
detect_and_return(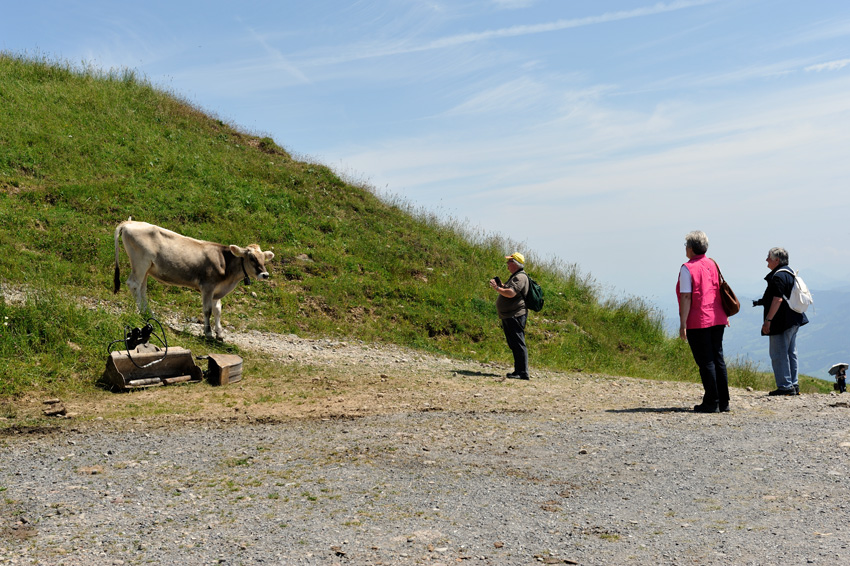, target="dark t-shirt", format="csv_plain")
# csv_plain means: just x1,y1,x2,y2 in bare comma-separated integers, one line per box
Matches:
761,266,808,335
496,271,529,319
